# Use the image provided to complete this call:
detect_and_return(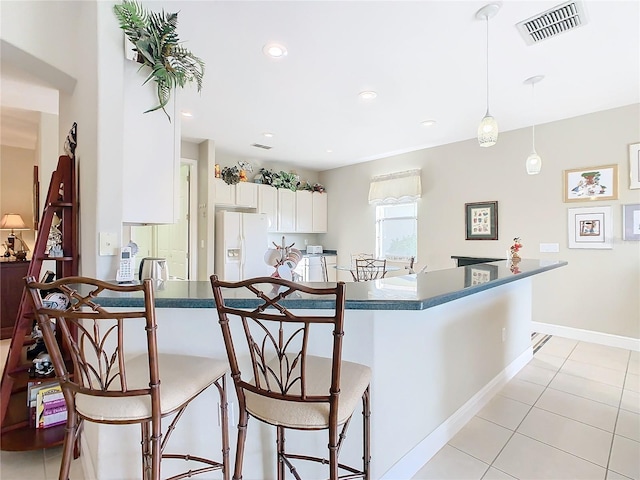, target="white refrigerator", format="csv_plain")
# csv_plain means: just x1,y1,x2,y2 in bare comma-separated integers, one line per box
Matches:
215,211,272,281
